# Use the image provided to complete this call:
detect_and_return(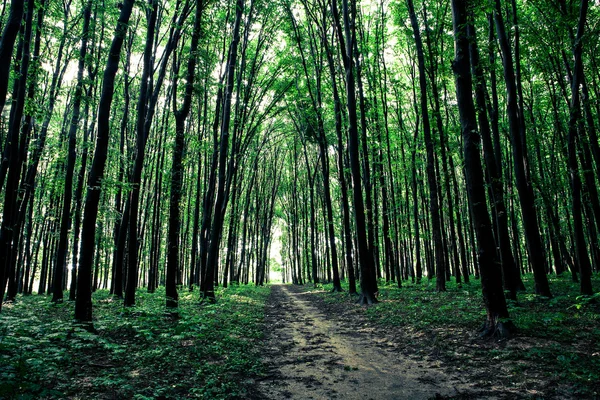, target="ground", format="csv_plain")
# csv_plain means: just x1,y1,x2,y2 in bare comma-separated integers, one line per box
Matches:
252,282,600,400
254,285,470,399
1,276,598,399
